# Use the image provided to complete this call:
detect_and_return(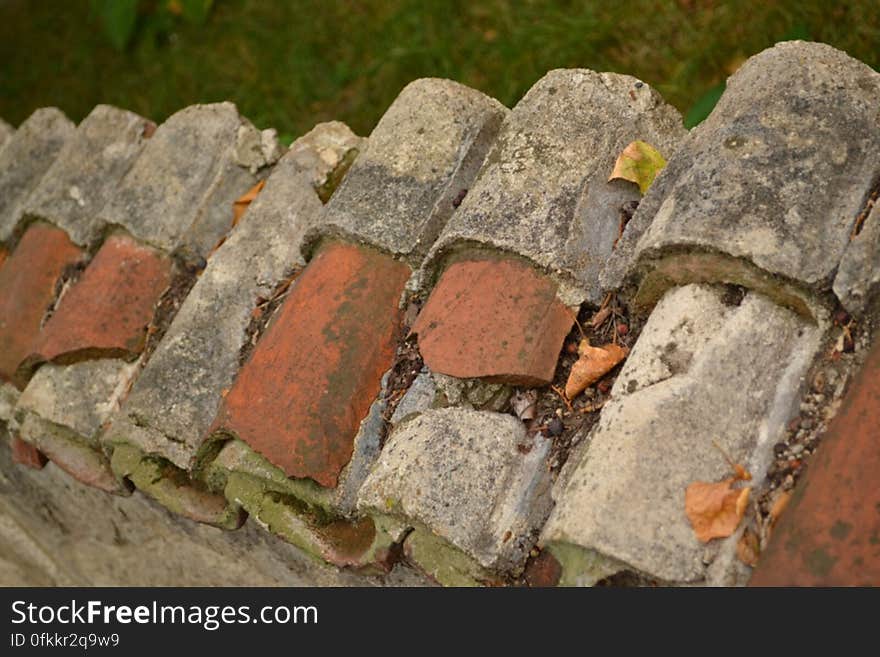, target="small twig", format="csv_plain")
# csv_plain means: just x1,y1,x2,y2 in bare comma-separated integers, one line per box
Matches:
550,385,574,412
